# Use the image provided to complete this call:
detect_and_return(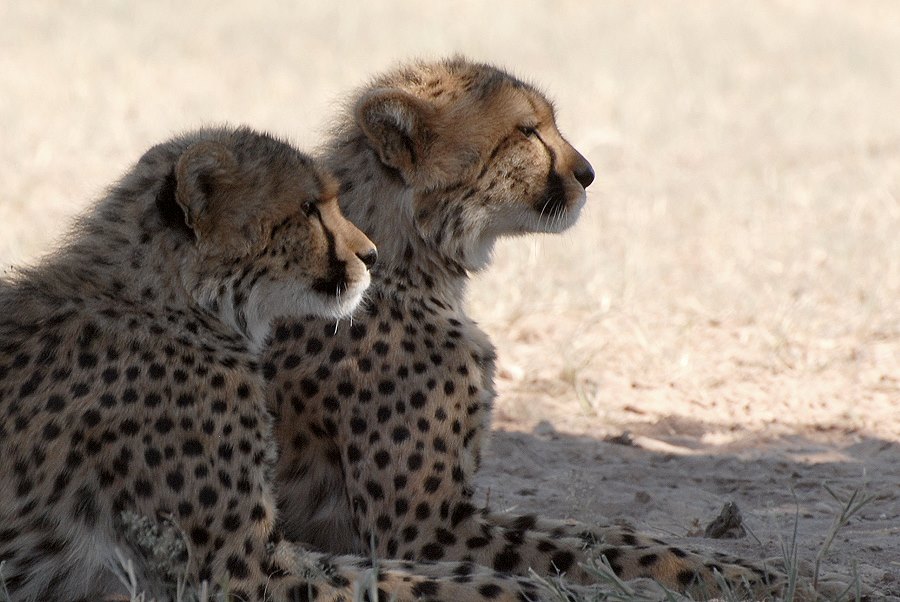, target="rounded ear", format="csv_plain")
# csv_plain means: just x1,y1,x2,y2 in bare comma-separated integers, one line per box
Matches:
354,88,433,182
175,141,238,240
